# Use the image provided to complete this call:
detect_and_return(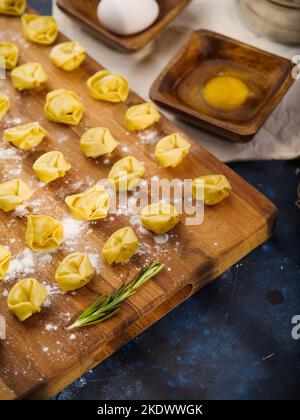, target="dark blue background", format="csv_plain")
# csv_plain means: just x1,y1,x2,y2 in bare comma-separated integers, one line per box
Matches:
30,0,300,400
